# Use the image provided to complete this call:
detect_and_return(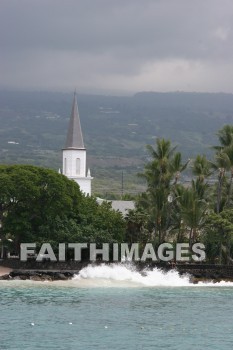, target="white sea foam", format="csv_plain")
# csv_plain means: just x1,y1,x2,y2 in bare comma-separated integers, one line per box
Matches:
72,263,233,288
73,264,190,287
1,263,233,288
